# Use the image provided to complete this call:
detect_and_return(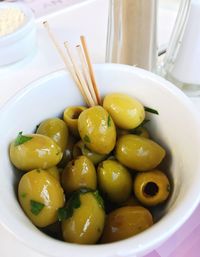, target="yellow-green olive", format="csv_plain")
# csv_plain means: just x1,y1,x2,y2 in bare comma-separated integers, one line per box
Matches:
62,192,105,244
78,106,116,154
62,156,97,194
97,160,132,203
103,93,145,129
46,166,60,181
36,118,68,152
63,106,87,137
73,140,107,165
133,170,170,206
10,134,63,171
101,206,153,243
115,134,166,171
18,169,65,227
